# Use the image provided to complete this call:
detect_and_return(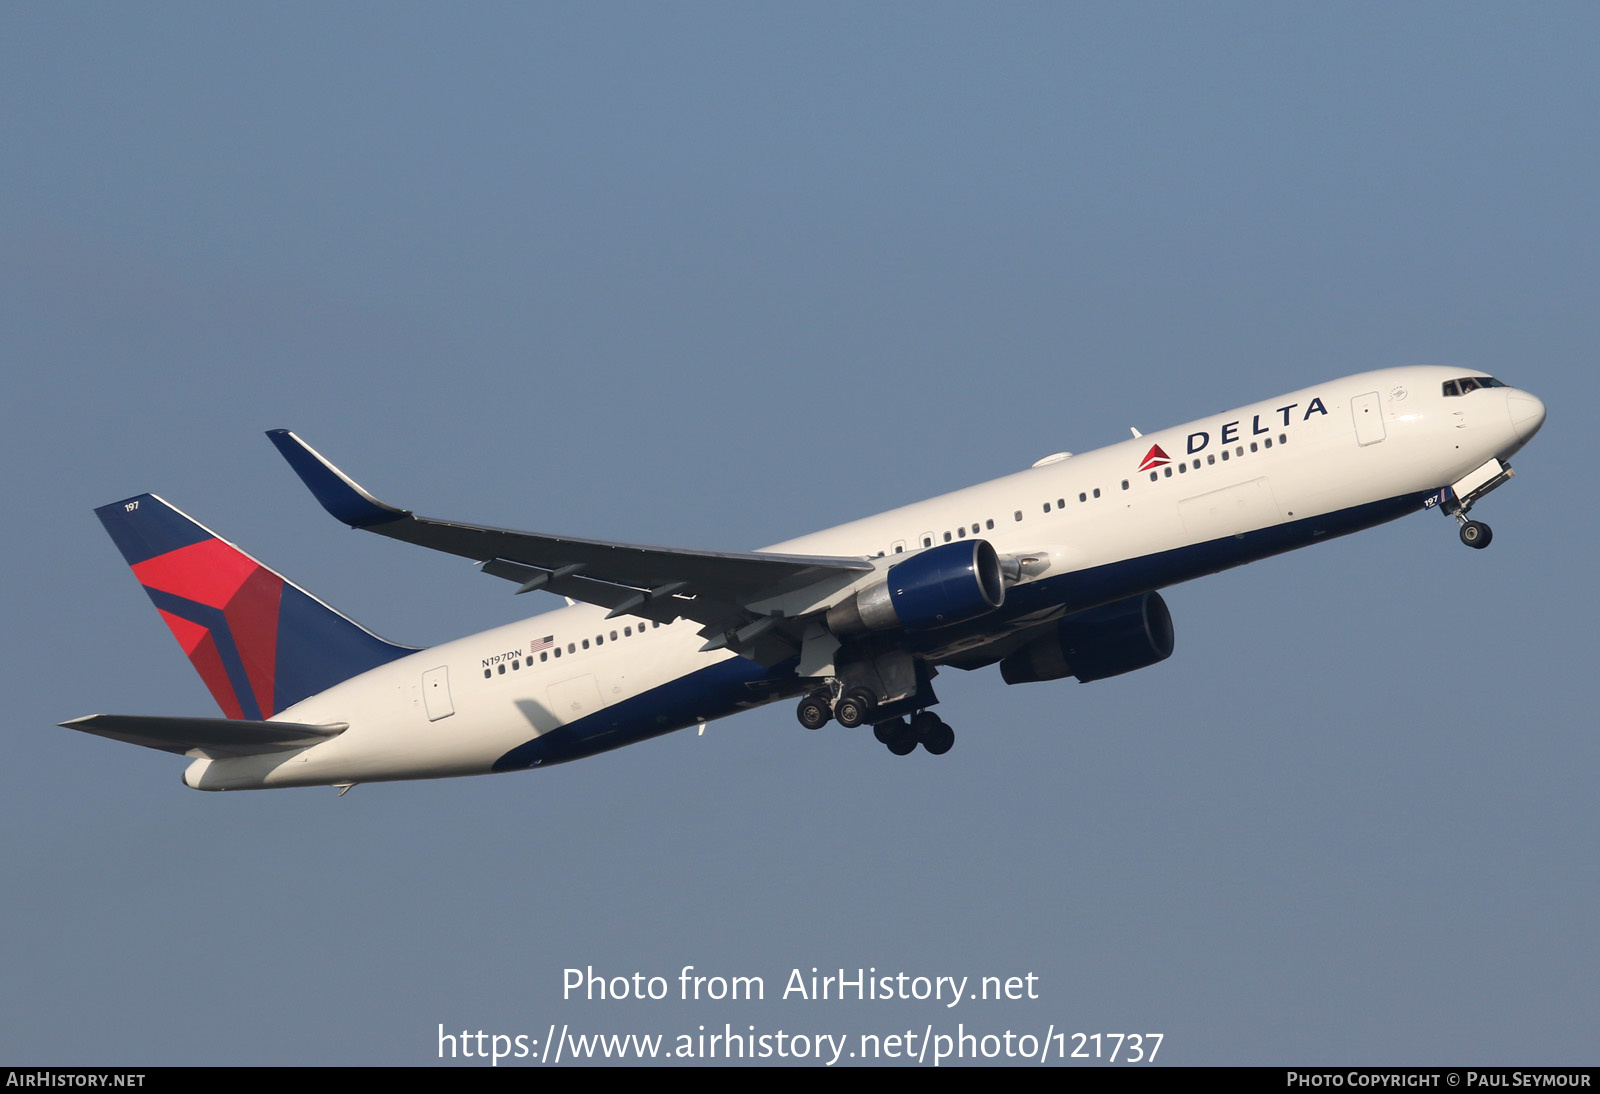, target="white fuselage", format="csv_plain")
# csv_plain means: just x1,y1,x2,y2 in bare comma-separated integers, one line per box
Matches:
185,367,1542,790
